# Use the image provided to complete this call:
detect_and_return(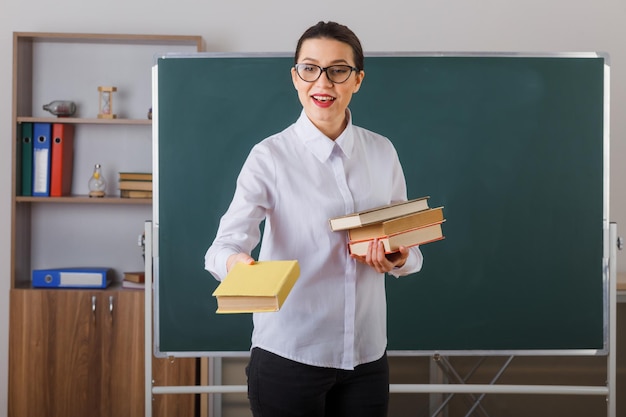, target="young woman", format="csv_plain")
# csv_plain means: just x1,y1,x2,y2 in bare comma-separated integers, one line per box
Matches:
205,21,424,417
